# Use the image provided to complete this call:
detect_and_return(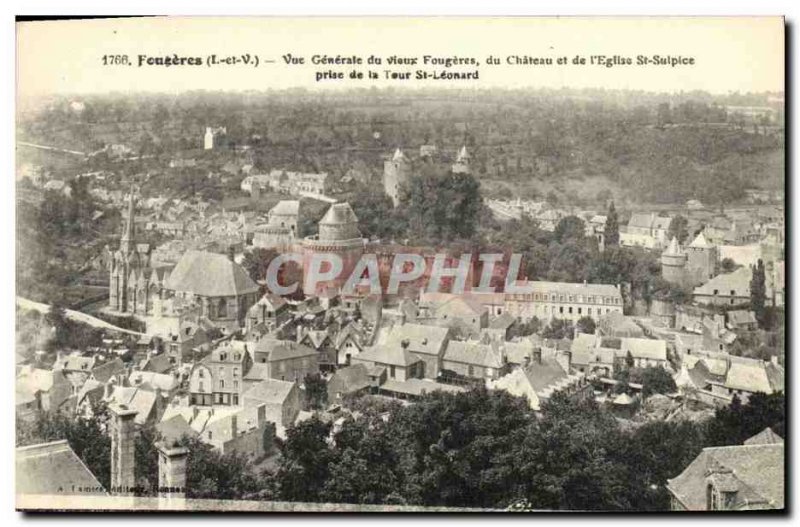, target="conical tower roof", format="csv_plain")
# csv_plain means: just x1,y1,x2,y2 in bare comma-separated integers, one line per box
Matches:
663,236,684,257
457,145,469,161
688,231,712,249
392,148,407,162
